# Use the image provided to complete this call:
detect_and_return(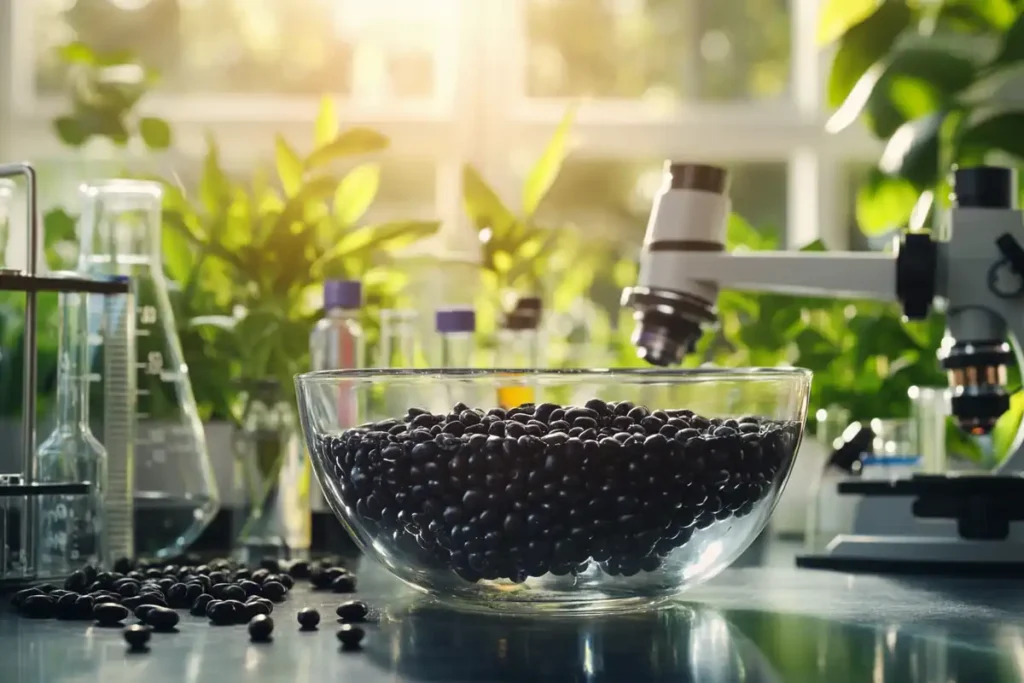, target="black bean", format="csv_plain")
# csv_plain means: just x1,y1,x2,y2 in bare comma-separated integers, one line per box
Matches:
286,561,310,579
190,594,214,617
20,594,55,619
124,624,151,651
335,600,369,622
248,614,274,642
337,624,365,649
246,600,272,620
261,581,287,602
146,606,180,632
94,602,130,626
238,580,262,597
297,607,321,630
331,576,357,594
